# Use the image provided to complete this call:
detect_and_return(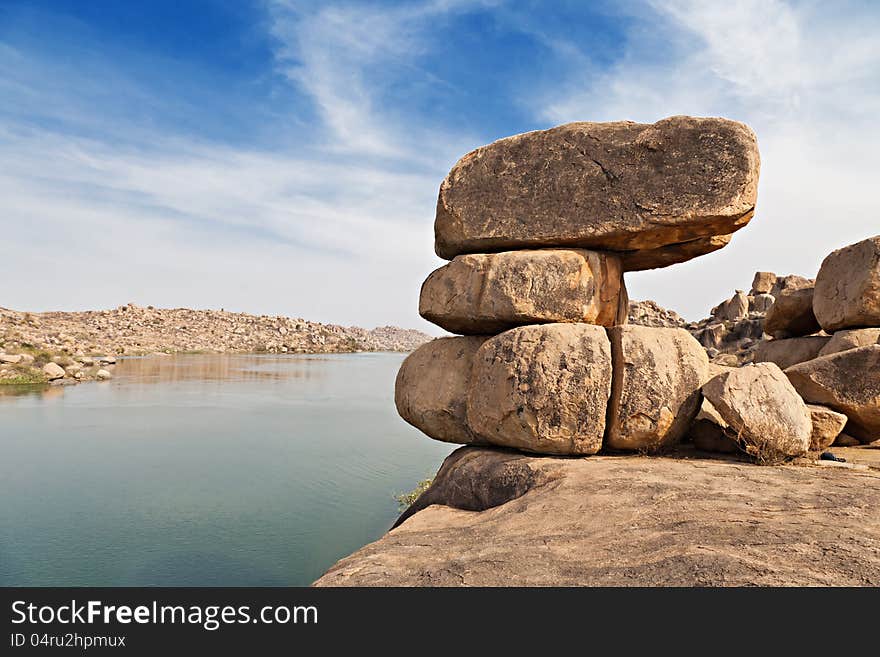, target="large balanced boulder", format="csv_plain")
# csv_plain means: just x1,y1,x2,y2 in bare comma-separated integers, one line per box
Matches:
419,249,625,334
467,324,612,455
814,236,880,331
605,326,709,451
818,328,880,356
702,363,812,461
806,404,848,451
434,116,760,269
754,336,830,370
763,286,820,338
785,345,880,443
395,336,488,445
